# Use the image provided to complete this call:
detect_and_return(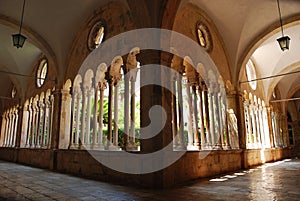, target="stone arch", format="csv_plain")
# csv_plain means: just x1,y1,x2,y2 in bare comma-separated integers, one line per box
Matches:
170,48,184,74
183,56,198,86
237,17,300,101
243,90,249,100
267,61,300,103
169,53,232,150
254,95,257,105
39,92,45,101
208,70,217,88
83,69,94,89
196,63,207,80
126,47,140,68
183,56,193,66
287,100,299,122
111,56,123,70
63,79,72,92
73,75,83,93
70,74,83,149
65,1,137,81
95,63,108,86
0,14,58,84
172,2,232,83
46,89,52,99
249,93,253,102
